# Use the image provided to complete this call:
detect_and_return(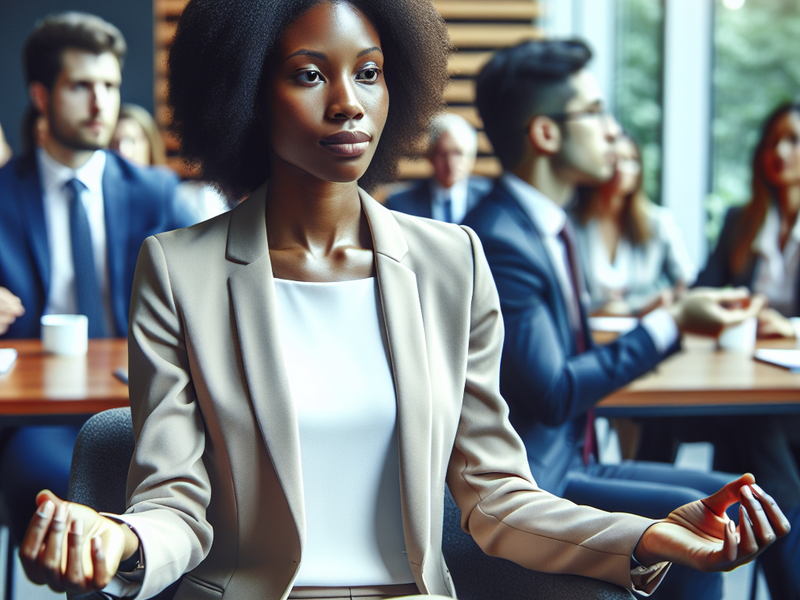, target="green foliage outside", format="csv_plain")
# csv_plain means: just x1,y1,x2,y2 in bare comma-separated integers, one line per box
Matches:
710,0,800,243
615,0,664,204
